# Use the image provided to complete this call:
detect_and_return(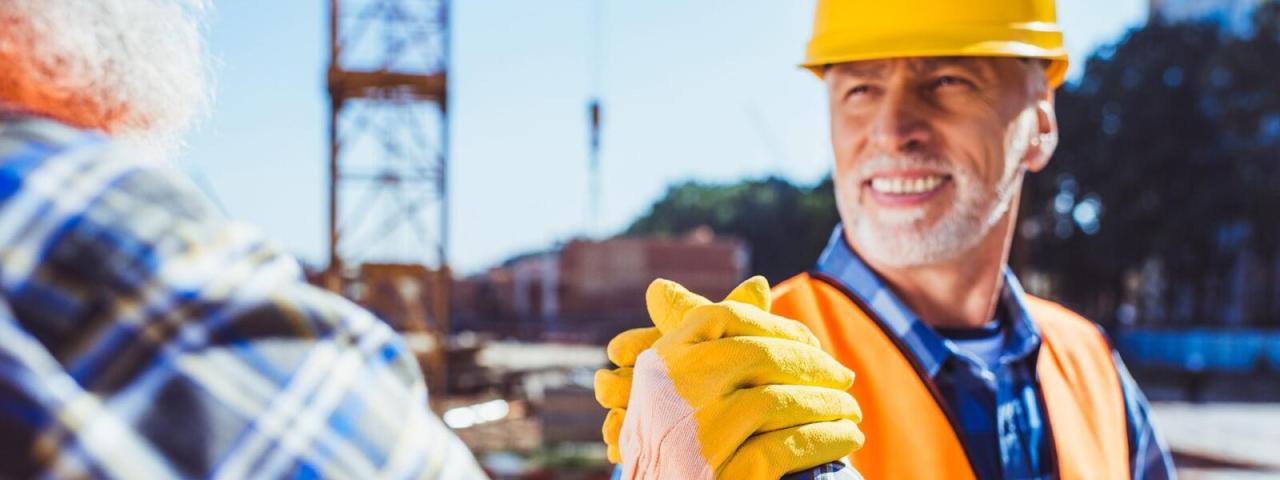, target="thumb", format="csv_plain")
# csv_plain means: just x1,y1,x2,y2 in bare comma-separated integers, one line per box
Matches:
646,278,712,334
722,275,771,312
